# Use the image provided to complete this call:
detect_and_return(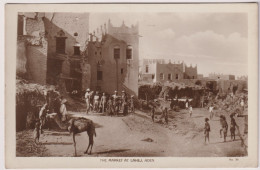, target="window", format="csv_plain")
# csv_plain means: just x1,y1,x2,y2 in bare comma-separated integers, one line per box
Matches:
97,71,103,80
56,37,66,54
95,51,97,55
168,74,172,80
152,74,155,79
145,65,149,73
121,68,124,74
126,45,133,59
192,76,195,79
176,74,179,79
160,73,164,80
114,46,120,59
74,46,80,55
74,32,78,36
